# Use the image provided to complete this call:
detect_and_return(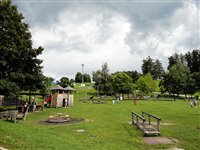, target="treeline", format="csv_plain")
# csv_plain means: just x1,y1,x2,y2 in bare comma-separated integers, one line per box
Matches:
160,50,200,96
89,49,200,97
